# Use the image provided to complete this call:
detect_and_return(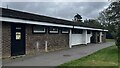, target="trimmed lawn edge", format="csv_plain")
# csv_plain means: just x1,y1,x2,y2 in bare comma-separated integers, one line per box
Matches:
57,45,118,67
